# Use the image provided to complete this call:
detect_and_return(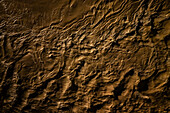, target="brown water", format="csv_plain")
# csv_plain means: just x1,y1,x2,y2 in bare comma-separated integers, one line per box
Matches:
0,0,170,112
